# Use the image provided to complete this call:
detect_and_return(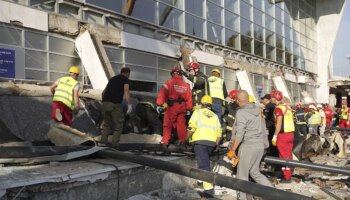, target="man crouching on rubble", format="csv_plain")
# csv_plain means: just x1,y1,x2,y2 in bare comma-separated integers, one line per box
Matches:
186,95,221,197
227,90,272,200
